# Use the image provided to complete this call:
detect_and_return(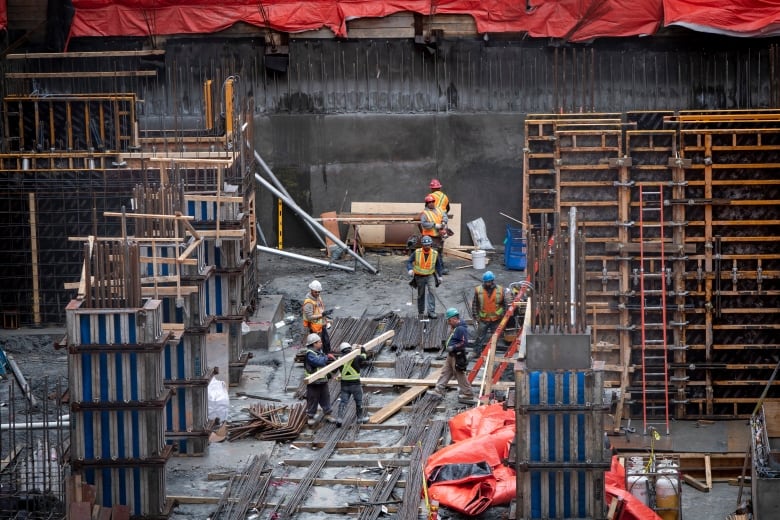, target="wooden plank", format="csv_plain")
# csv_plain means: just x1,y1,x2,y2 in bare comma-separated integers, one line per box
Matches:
68,502,92,520
351,202,462,247
682,474,709,492
6,50,166,59
369,367,443,424
6,71,158,79
320,211,339,249
303,330,394,383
